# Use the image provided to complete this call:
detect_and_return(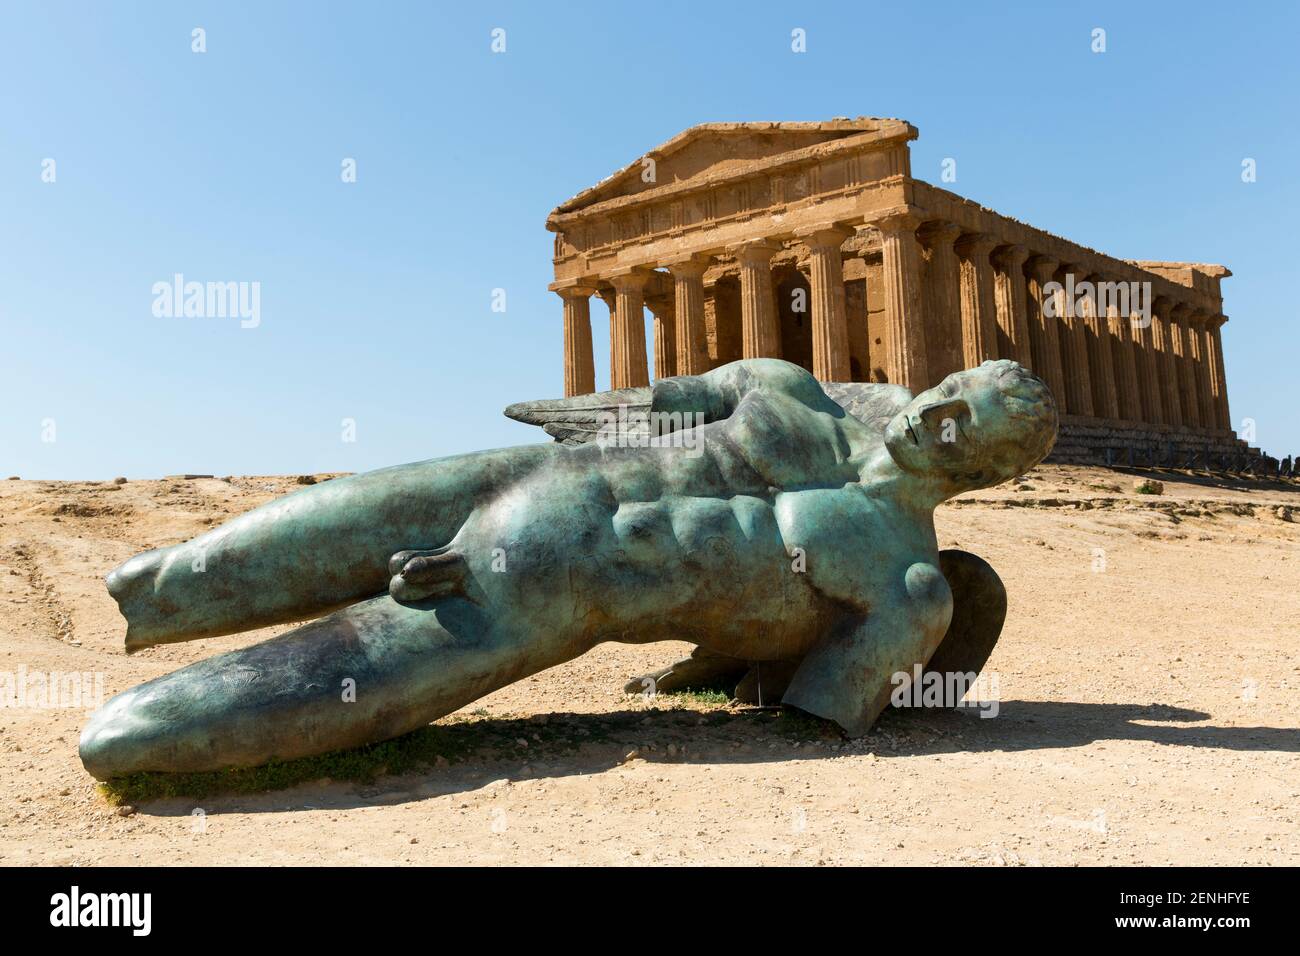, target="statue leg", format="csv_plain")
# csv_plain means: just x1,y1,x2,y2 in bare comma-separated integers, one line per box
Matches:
80,592,586,779
106,445,553,650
